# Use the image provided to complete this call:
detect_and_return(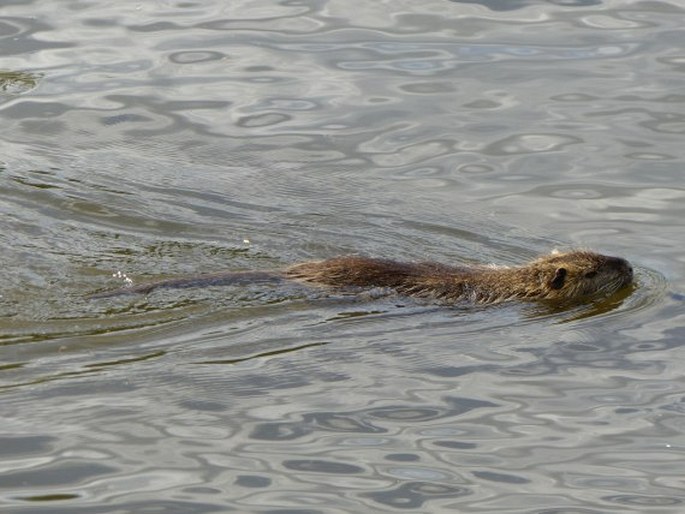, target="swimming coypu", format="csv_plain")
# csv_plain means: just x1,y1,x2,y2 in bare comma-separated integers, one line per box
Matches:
90,249,634,305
